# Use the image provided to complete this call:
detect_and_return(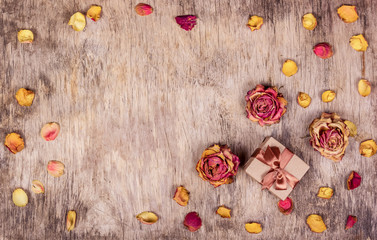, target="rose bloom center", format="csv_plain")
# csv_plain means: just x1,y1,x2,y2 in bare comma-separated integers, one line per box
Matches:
253,94,276,117
319,128,343,150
